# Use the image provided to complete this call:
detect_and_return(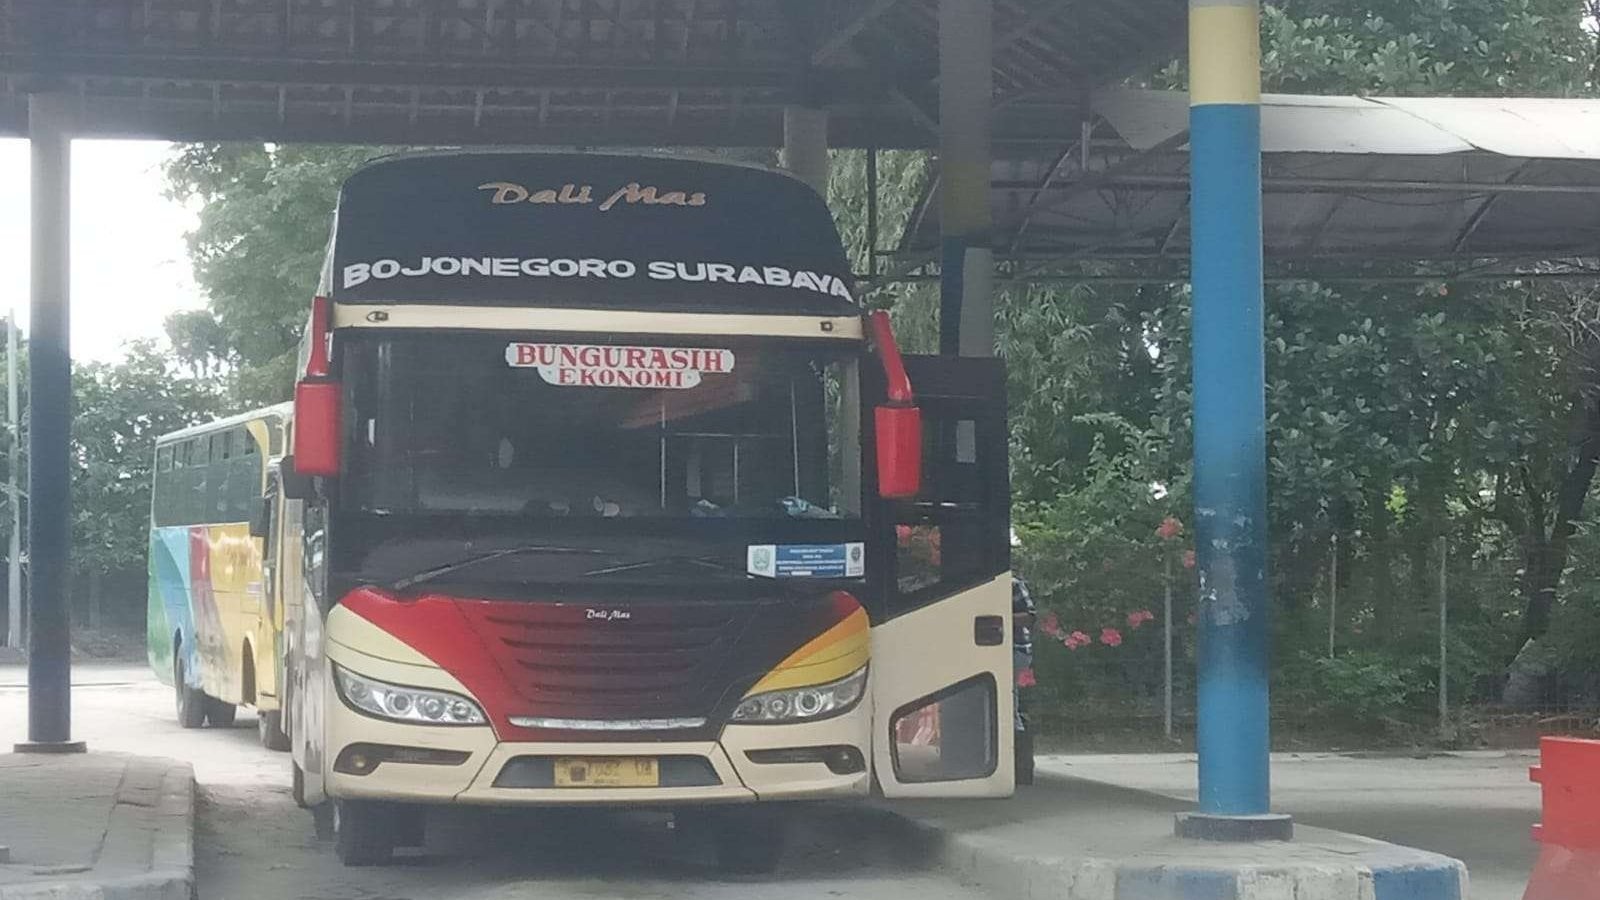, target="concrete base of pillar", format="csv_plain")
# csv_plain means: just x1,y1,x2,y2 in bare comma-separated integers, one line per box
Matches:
13,740,87,754
1175,812,1294,842
880,775,1466,900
